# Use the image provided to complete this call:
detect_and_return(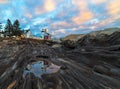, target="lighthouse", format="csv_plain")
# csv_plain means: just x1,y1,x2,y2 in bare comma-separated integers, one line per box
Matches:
41,29,51,40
